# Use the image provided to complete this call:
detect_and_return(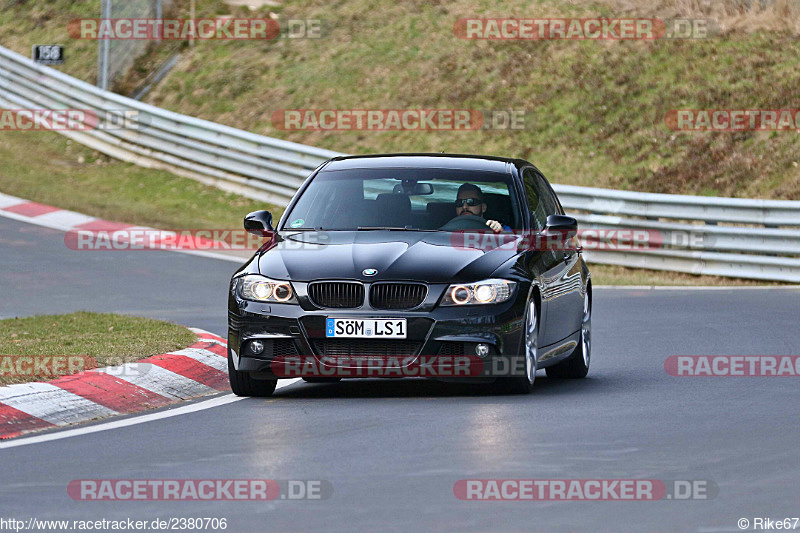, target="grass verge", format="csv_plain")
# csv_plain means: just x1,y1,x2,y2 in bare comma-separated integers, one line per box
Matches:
0,311,197,386
0,131,281,229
